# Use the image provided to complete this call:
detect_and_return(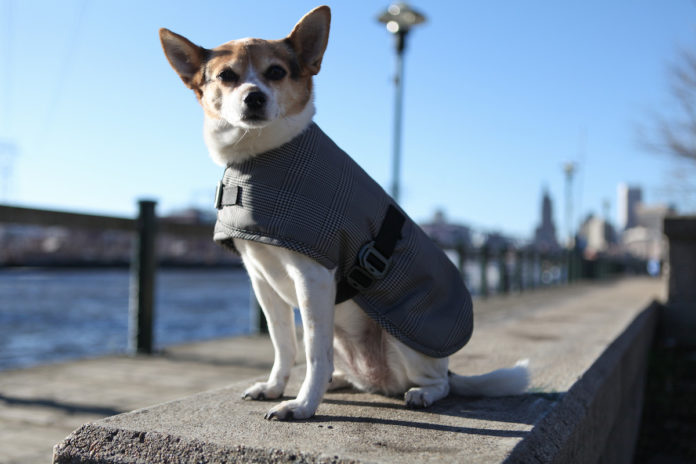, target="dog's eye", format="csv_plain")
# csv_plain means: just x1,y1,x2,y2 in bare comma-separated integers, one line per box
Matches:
264,65,287,81
217,68,239,83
